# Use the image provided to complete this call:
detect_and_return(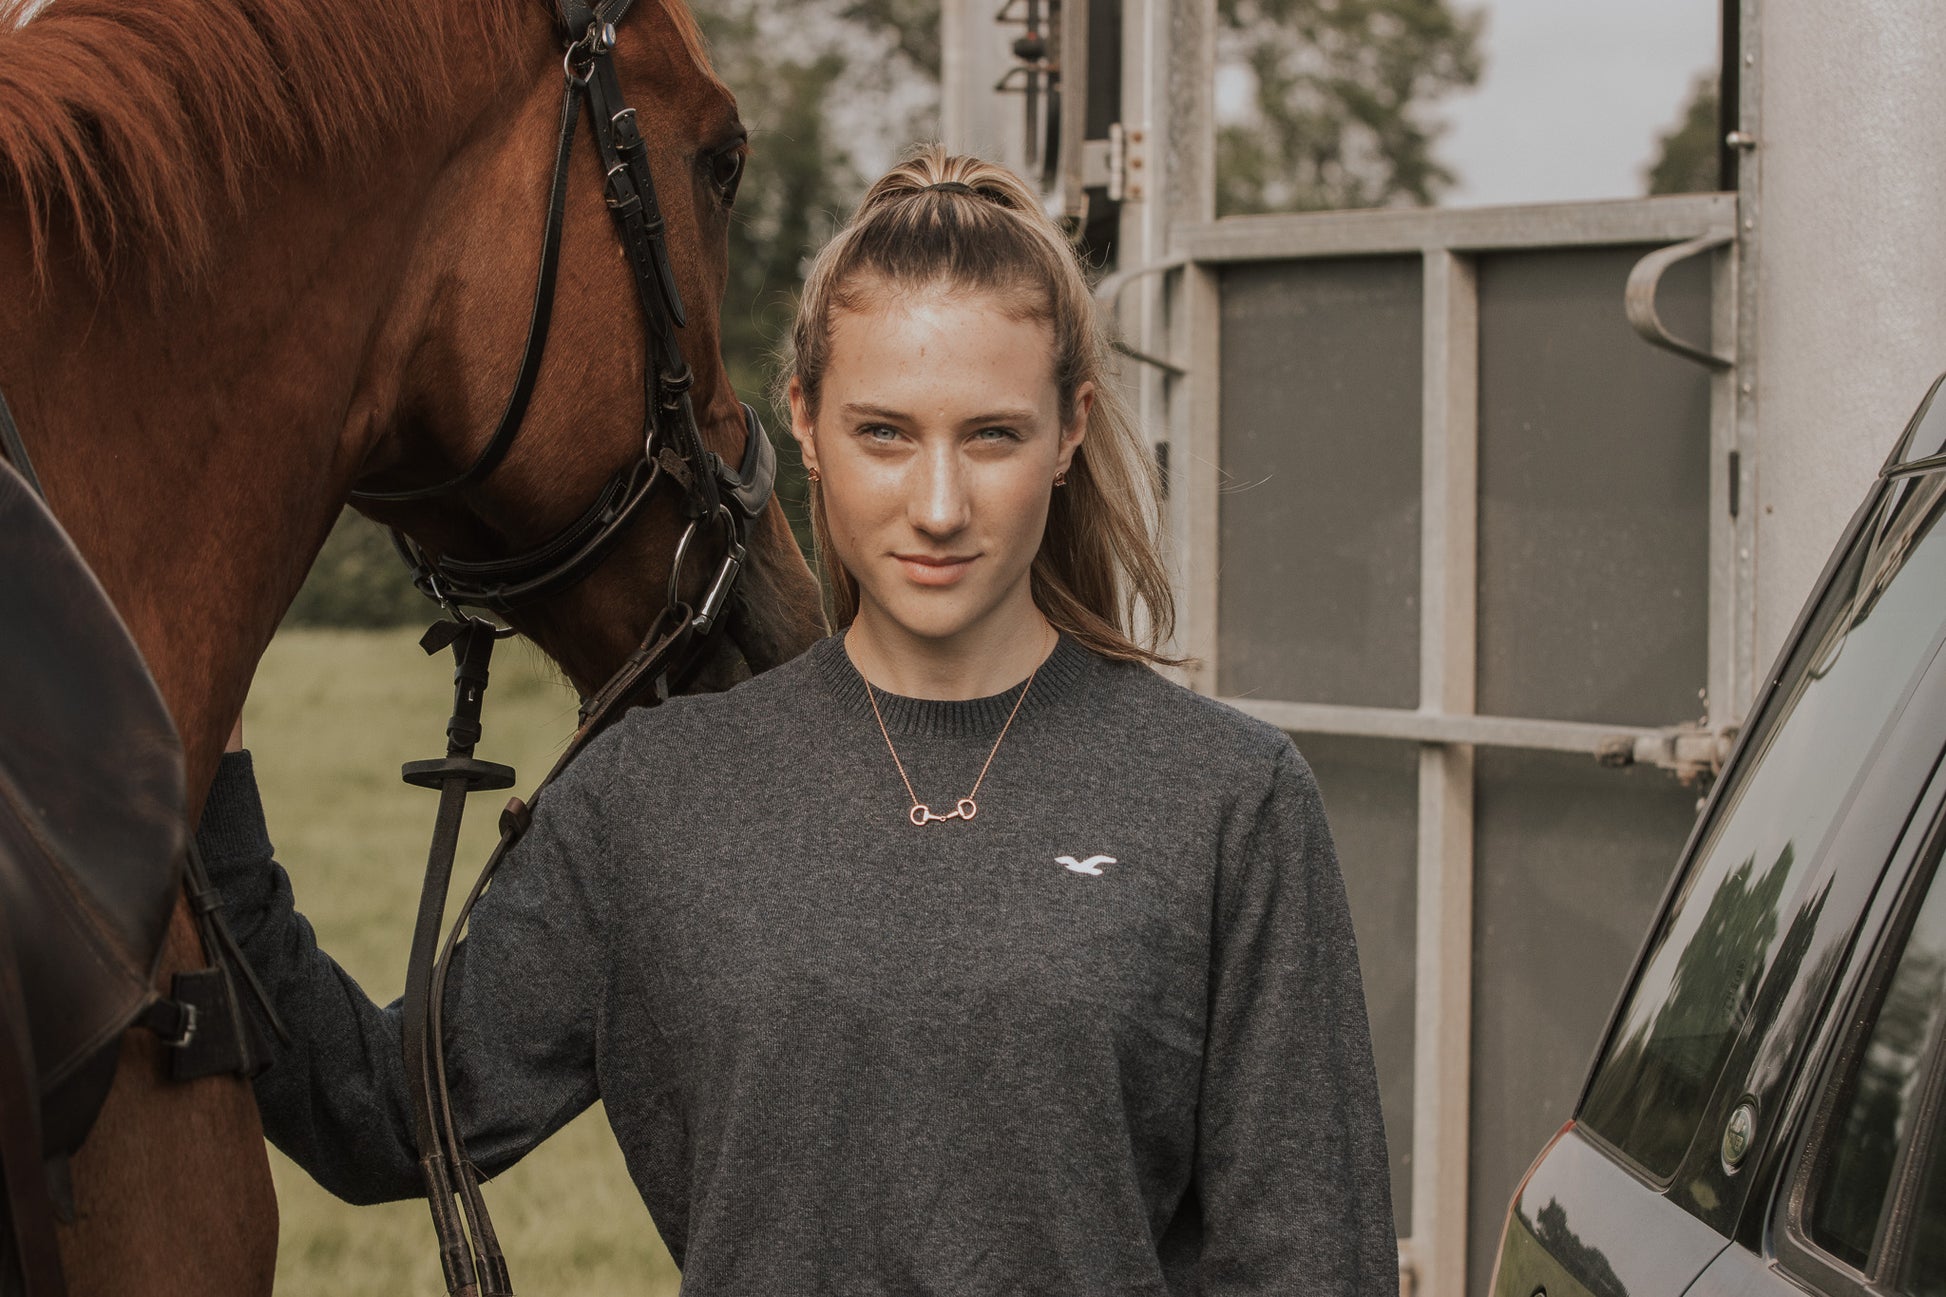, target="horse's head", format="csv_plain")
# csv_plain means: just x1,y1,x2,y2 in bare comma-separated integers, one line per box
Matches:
354,0,824,696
